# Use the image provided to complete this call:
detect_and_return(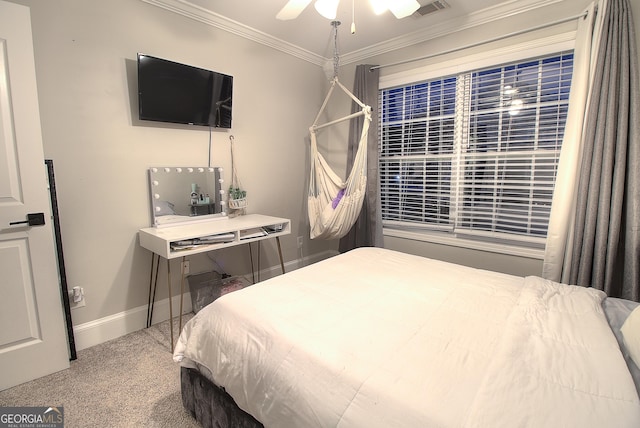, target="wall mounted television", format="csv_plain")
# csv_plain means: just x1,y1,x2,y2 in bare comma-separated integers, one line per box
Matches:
137,53,233,128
